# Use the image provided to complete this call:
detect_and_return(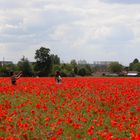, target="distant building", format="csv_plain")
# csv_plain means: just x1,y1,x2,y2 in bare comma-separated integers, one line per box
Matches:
93,61,118,66
78,60,87,65
0,61,13,67
127,71,138,77
92,61,119,72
